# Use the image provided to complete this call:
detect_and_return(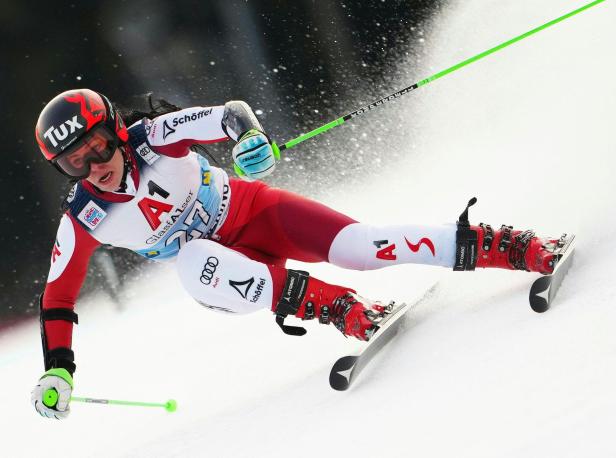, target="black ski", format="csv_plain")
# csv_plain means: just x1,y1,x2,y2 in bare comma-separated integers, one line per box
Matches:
329,284,438,391
529,234,576,313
